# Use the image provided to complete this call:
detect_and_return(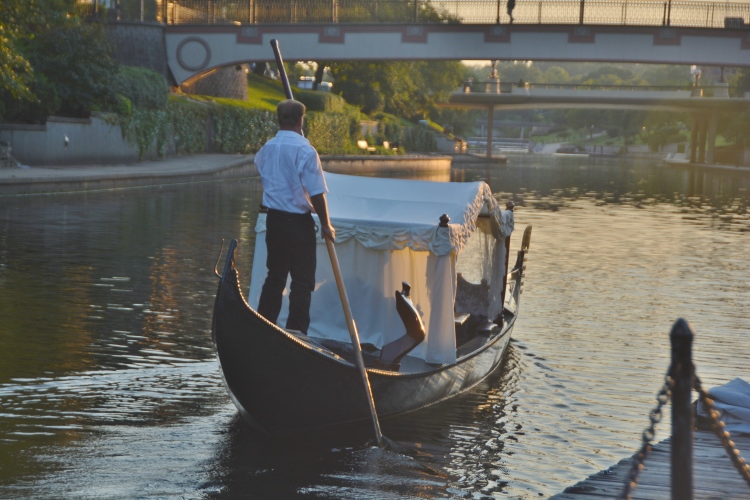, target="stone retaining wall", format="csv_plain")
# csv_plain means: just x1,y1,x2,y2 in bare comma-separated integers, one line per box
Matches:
321,155,452,176
0,115,150,166
105,21,169,80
